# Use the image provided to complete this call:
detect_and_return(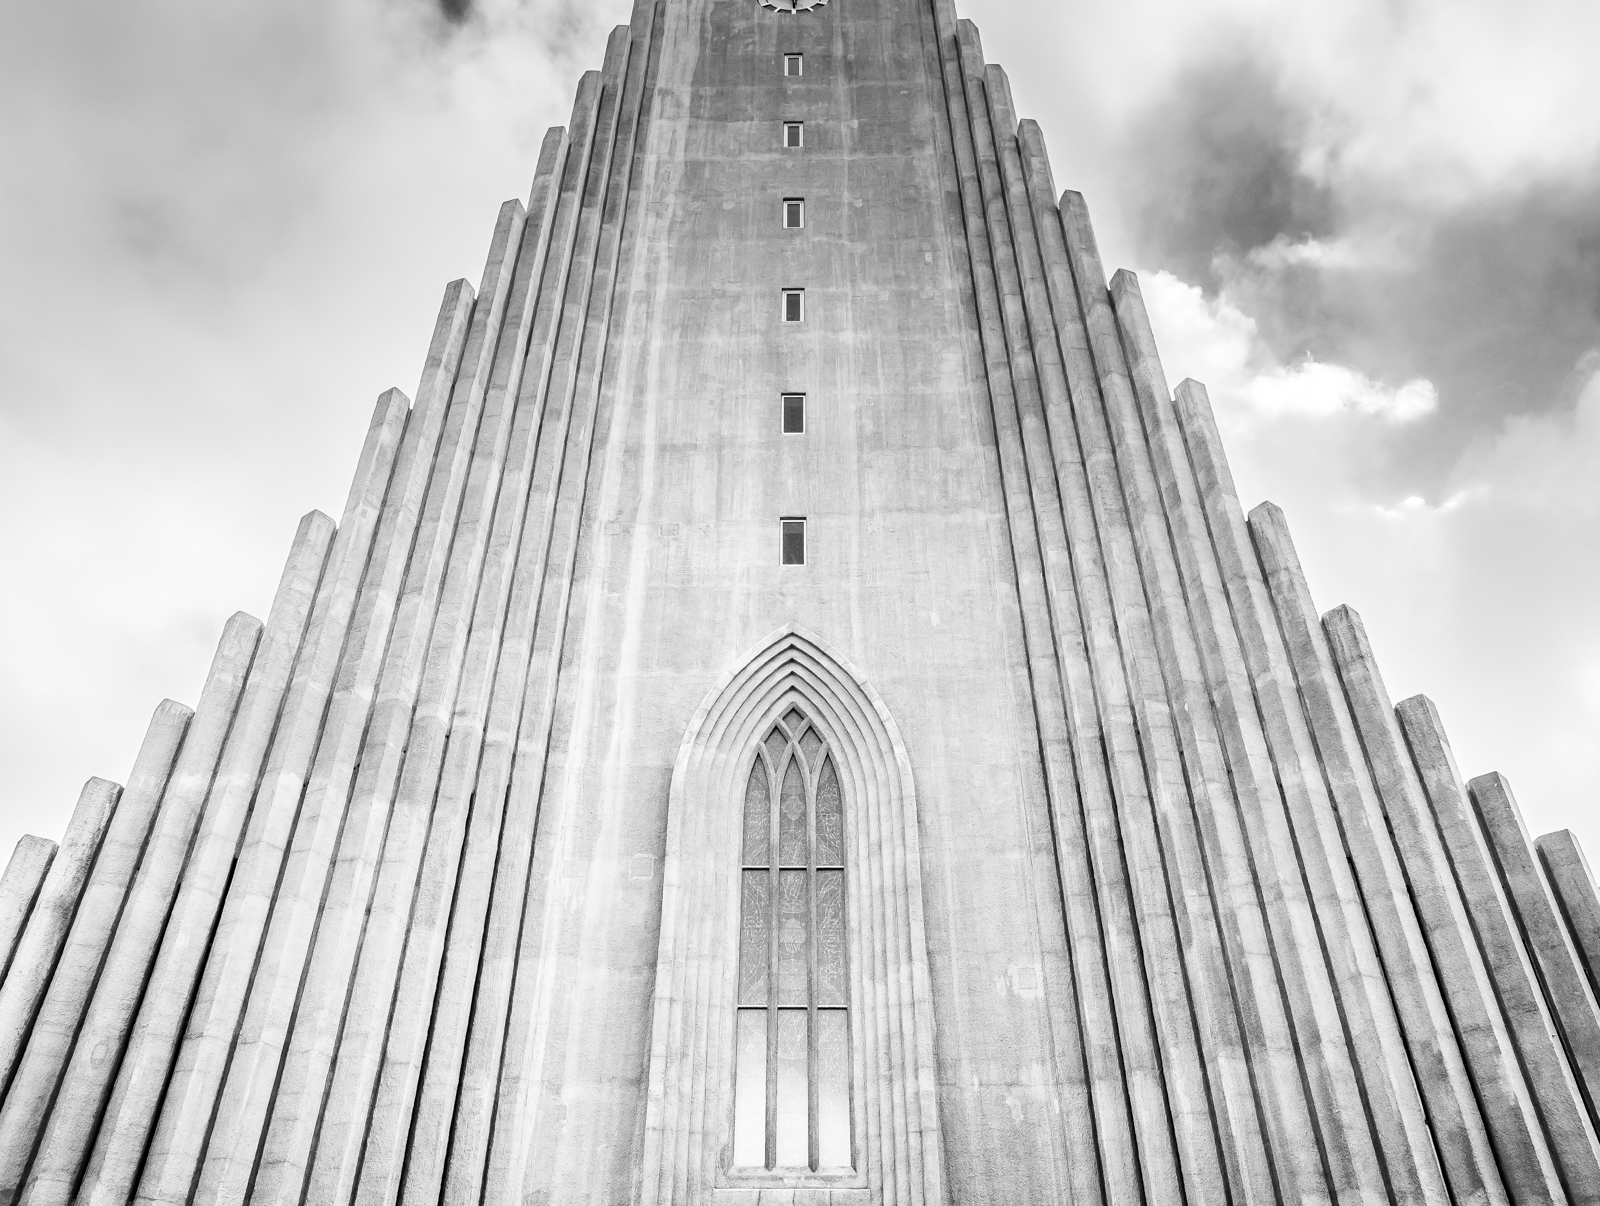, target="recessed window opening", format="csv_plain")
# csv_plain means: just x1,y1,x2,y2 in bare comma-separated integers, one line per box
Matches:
781,519,807,566
784,53,804,77
782,290,804,323
732,711,852,1173
782,394,806,434
783,122,804,149
783,199,805,229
